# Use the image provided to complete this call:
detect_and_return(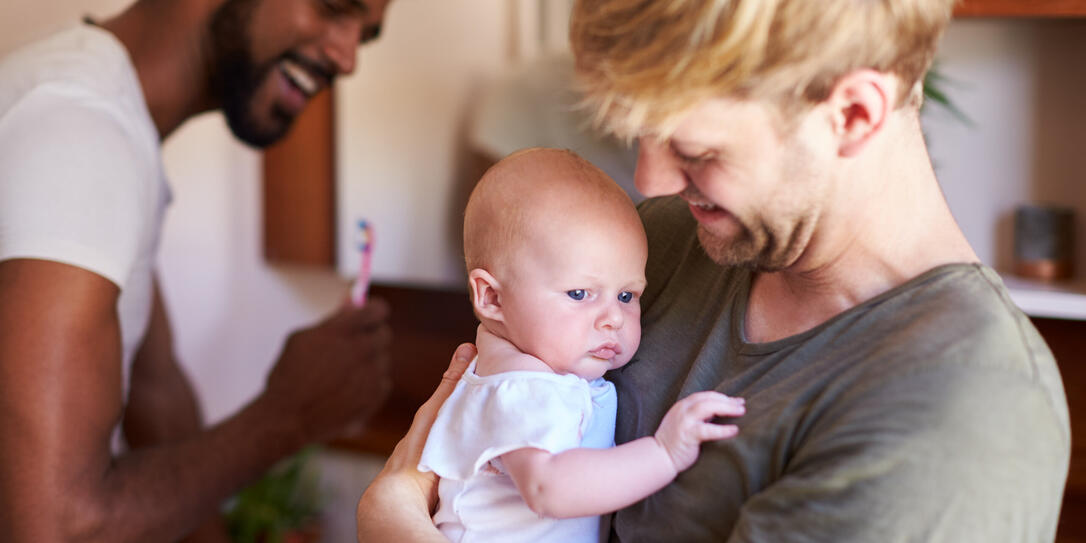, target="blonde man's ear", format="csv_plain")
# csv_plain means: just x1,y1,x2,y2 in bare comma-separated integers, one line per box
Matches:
828,69,896,158
468,268,504,322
